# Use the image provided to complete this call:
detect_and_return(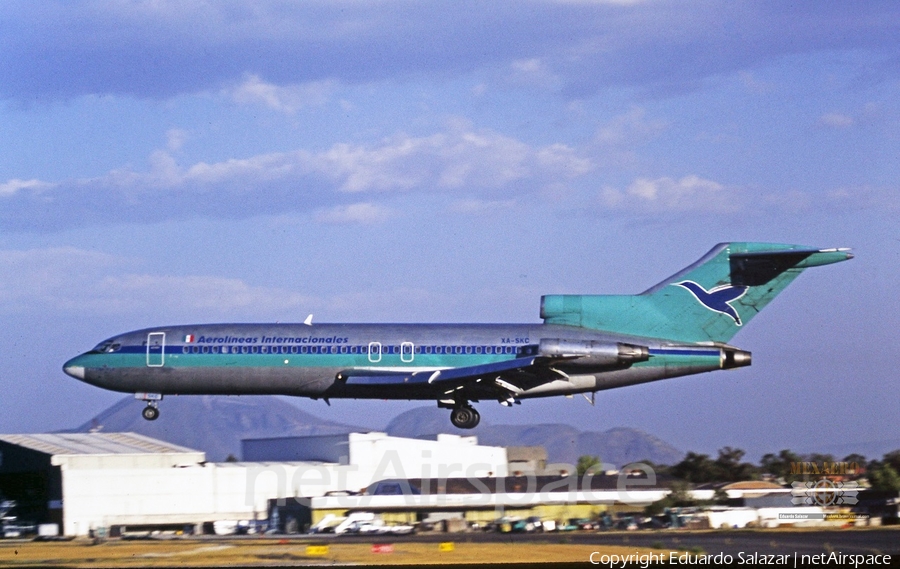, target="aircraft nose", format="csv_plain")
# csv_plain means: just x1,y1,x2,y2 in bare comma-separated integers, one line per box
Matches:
63,357,86,379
